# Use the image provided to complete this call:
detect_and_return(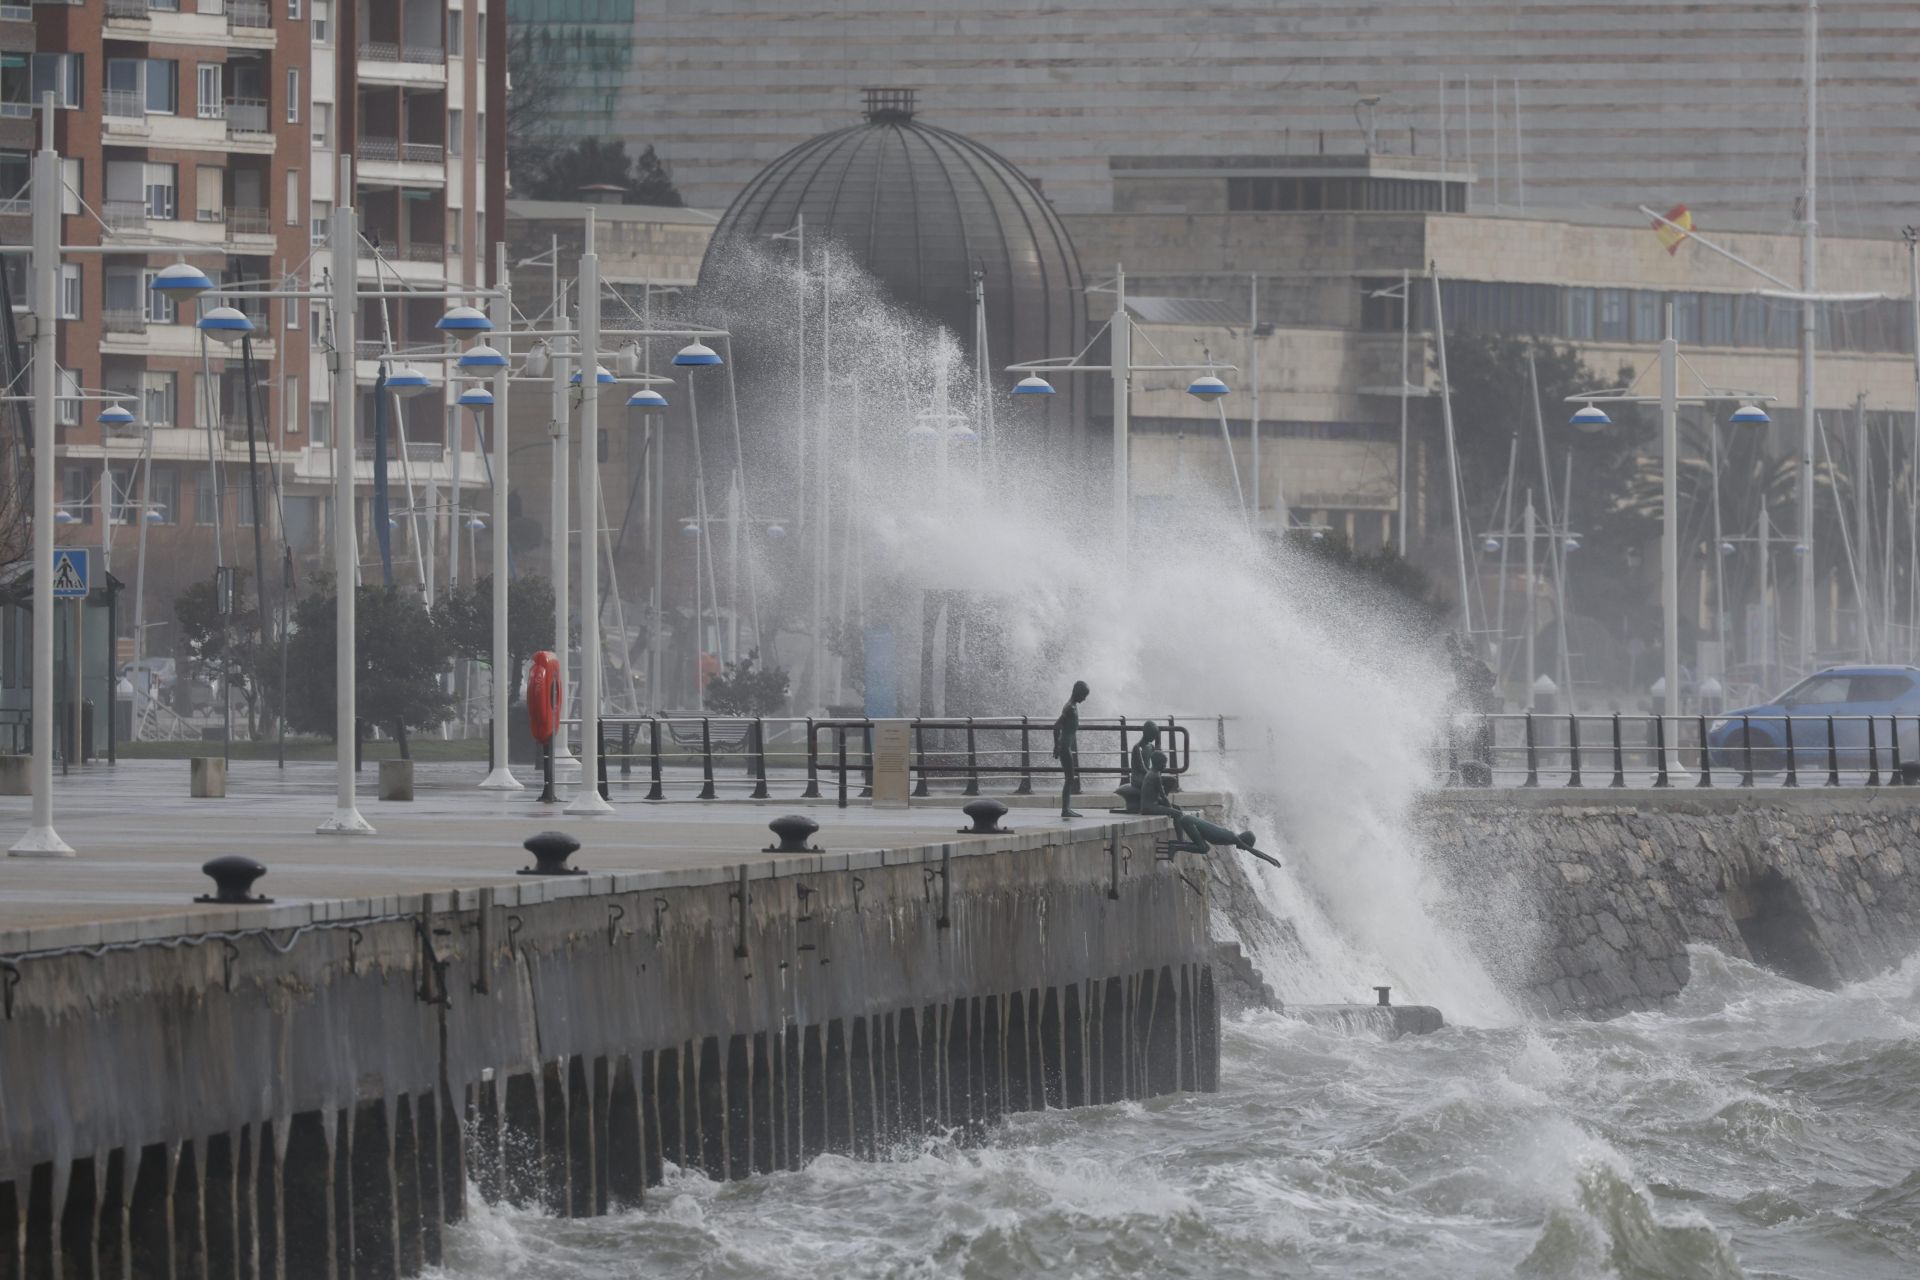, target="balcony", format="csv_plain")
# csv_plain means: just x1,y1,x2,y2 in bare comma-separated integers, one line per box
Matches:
102,202,149,233
356,442,444,463
224,206,270,238
103,309,148,336
357,137,445,167
359,42,445,66
227,0,270,30
104,0,151,23
224,99,270,137
0,6,30,22
356,42,448,86
103,90,146,122
0,101,29,121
